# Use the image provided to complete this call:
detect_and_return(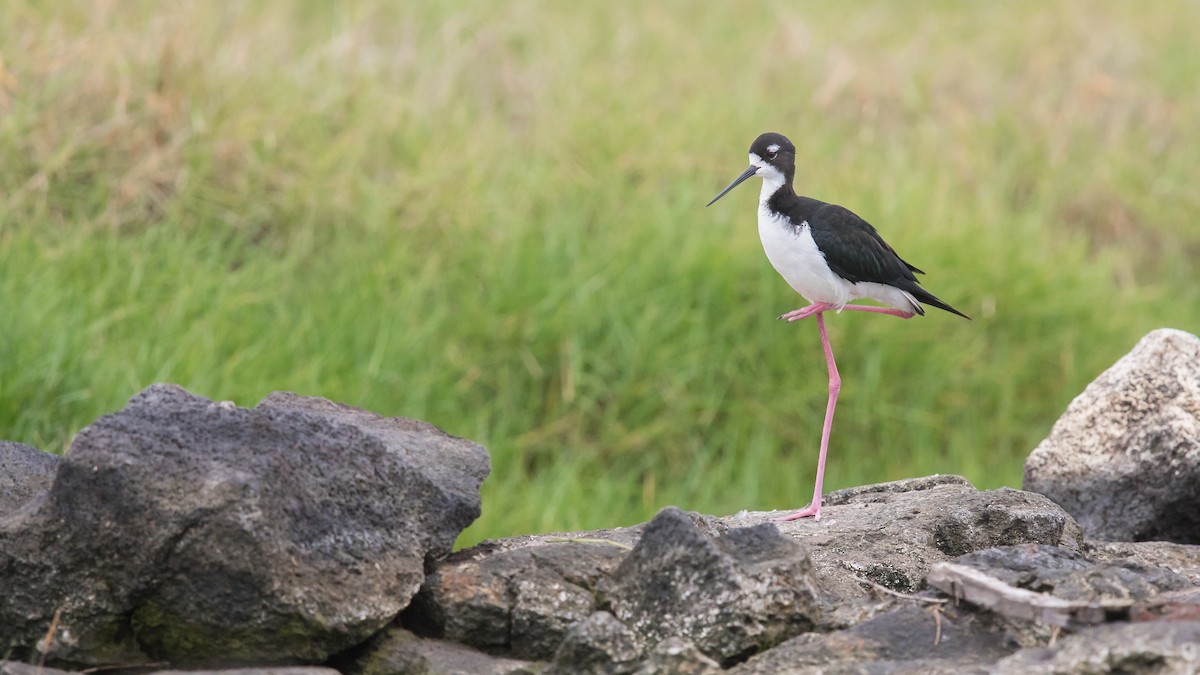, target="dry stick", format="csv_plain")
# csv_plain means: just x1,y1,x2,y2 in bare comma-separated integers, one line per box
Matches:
37,607,64,674
929,605,944,646
926,562,1131,629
